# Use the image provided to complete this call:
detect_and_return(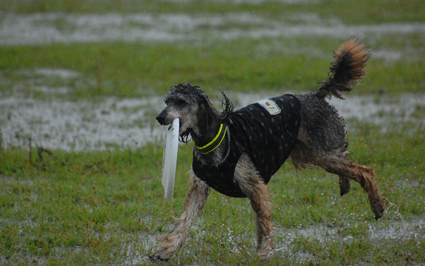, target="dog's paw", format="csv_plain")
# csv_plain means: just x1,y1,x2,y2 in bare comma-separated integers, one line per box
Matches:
374,204,386,220
258,249,275,260
374,209,385,220
256,241,275,260
369,194,386,220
